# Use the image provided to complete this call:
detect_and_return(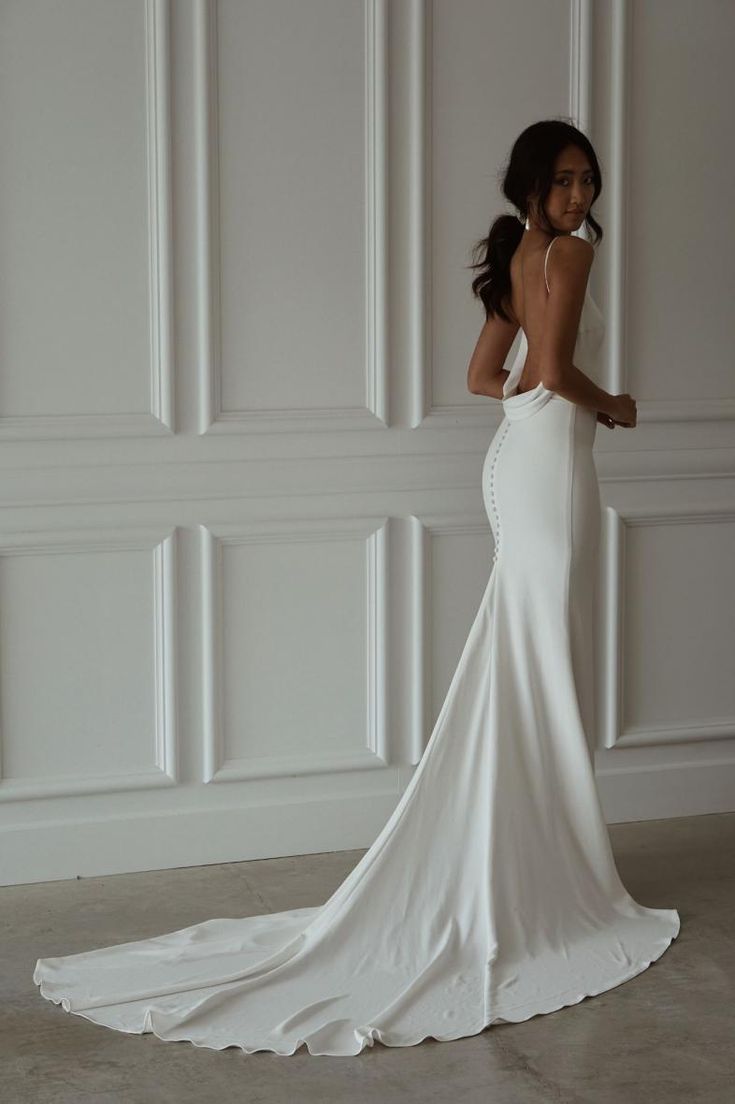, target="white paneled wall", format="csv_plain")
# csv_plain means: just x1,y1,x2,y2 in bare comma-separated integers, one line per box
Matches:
0,0,733,886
